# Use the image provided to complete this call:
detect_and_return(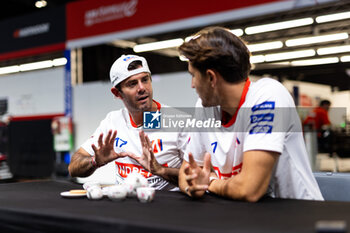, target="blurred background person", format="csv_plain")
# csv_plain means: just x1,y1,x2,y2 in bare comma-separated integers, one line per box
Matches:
303,100,332,154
